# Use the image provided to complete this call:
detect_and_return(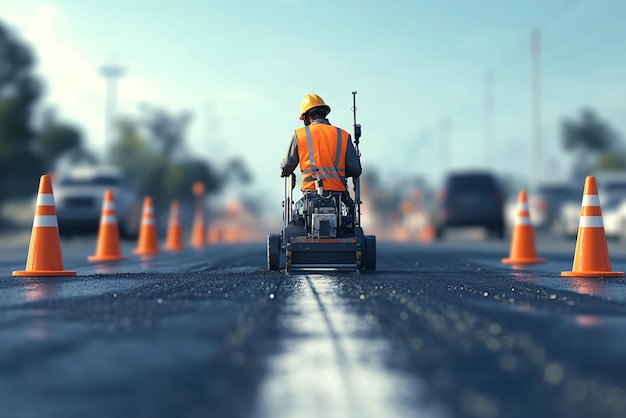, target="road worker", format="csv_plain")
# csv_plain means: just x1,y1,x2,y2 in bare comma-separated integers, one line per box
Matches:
280,93,361,211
